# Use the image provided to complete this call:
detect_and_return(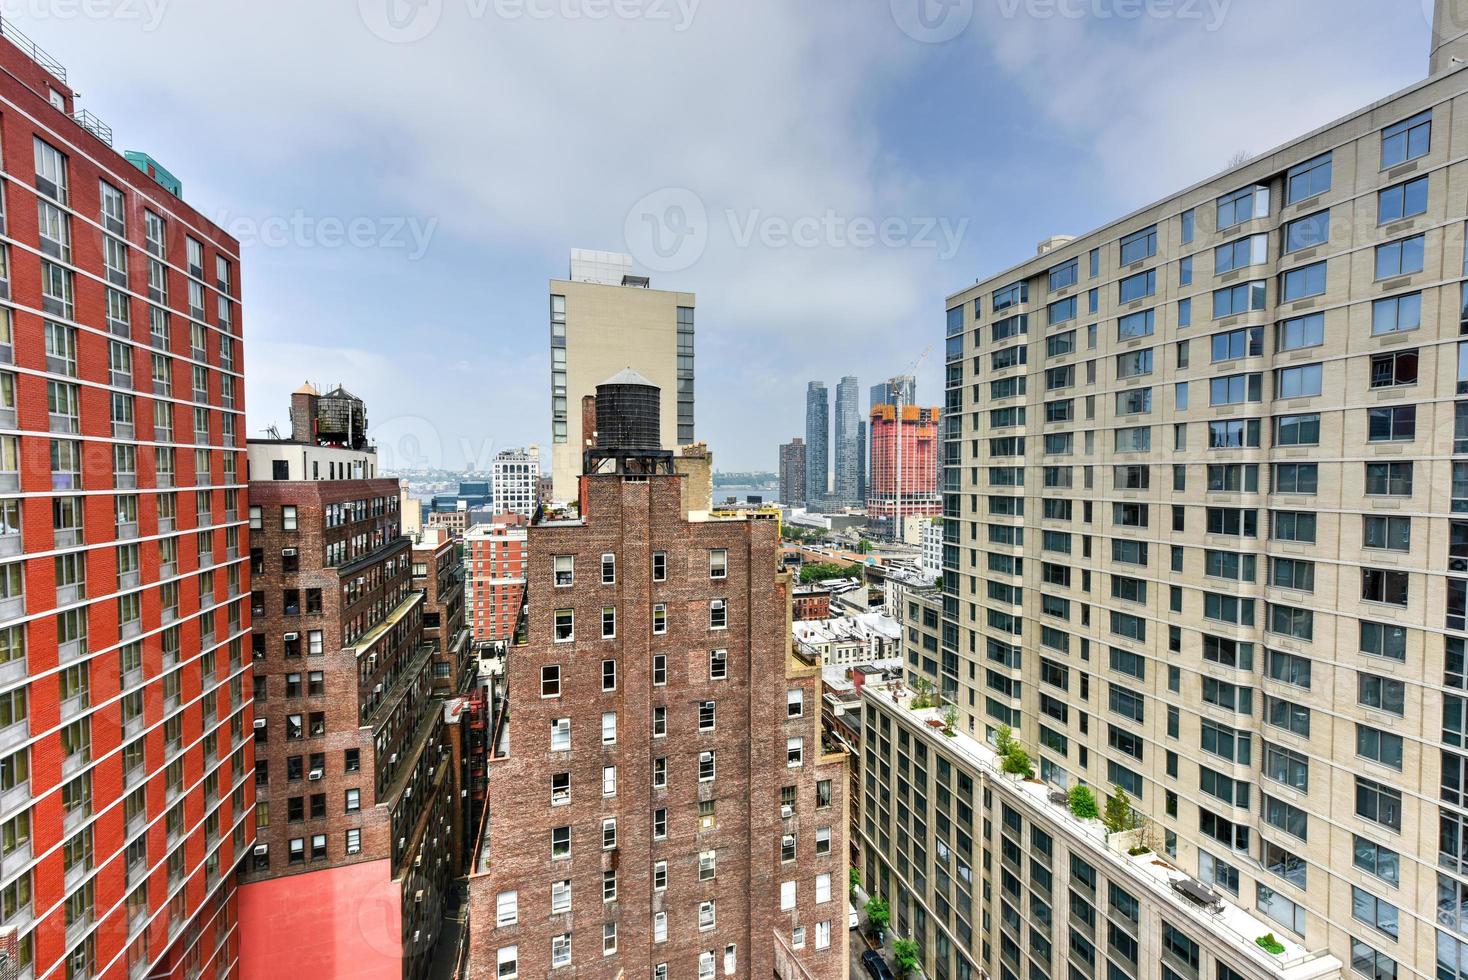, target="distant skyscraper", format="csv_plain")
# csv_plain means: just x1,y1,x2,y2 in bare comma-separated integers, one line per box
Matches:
491,445,541,517
804,381,829,506
870,375,917,411
857,418,867,506
833,375,860,506
780,437,807,507
548,249,694,500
